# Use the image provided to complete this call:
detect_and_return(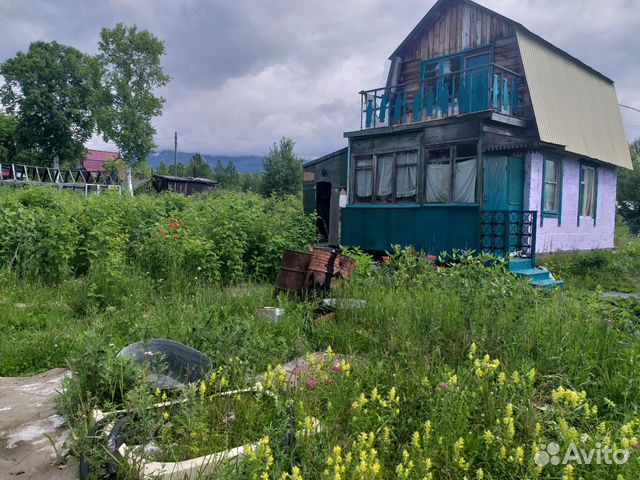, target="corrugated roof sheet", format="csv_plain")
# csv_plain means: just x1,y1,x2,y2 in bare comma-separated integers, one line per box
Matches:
516,30,632,170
